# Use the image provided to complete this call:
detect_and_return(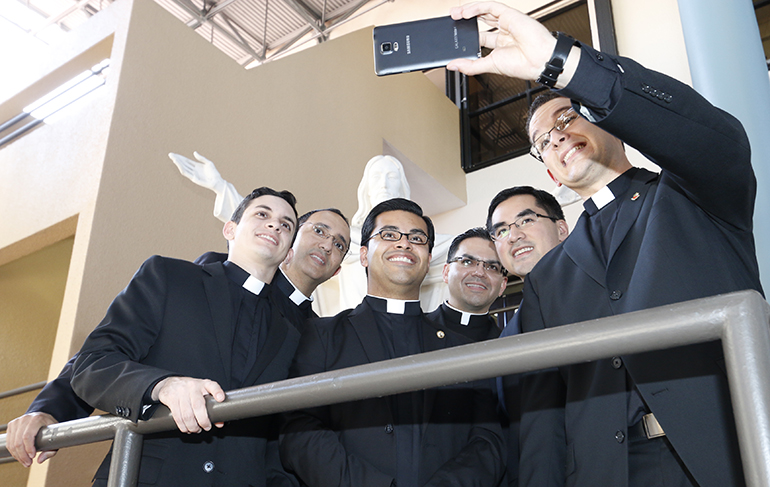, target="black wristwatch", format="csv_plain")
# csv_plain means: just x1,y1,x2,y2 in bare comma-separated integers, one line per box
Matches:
536,32,576,88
